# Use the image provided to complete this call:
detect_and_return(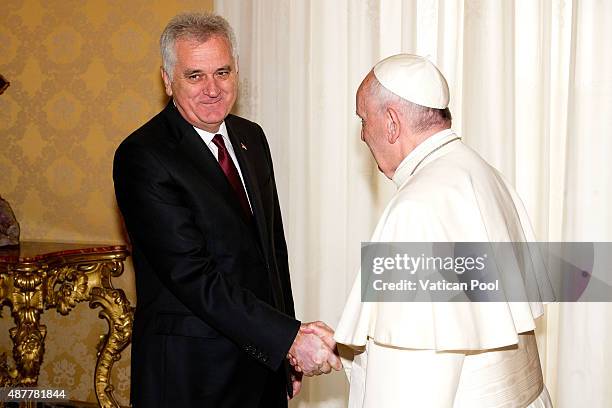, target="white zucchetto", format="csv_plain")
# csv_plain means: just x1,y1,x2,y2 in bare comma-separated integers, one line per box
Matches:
373,54,450,109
